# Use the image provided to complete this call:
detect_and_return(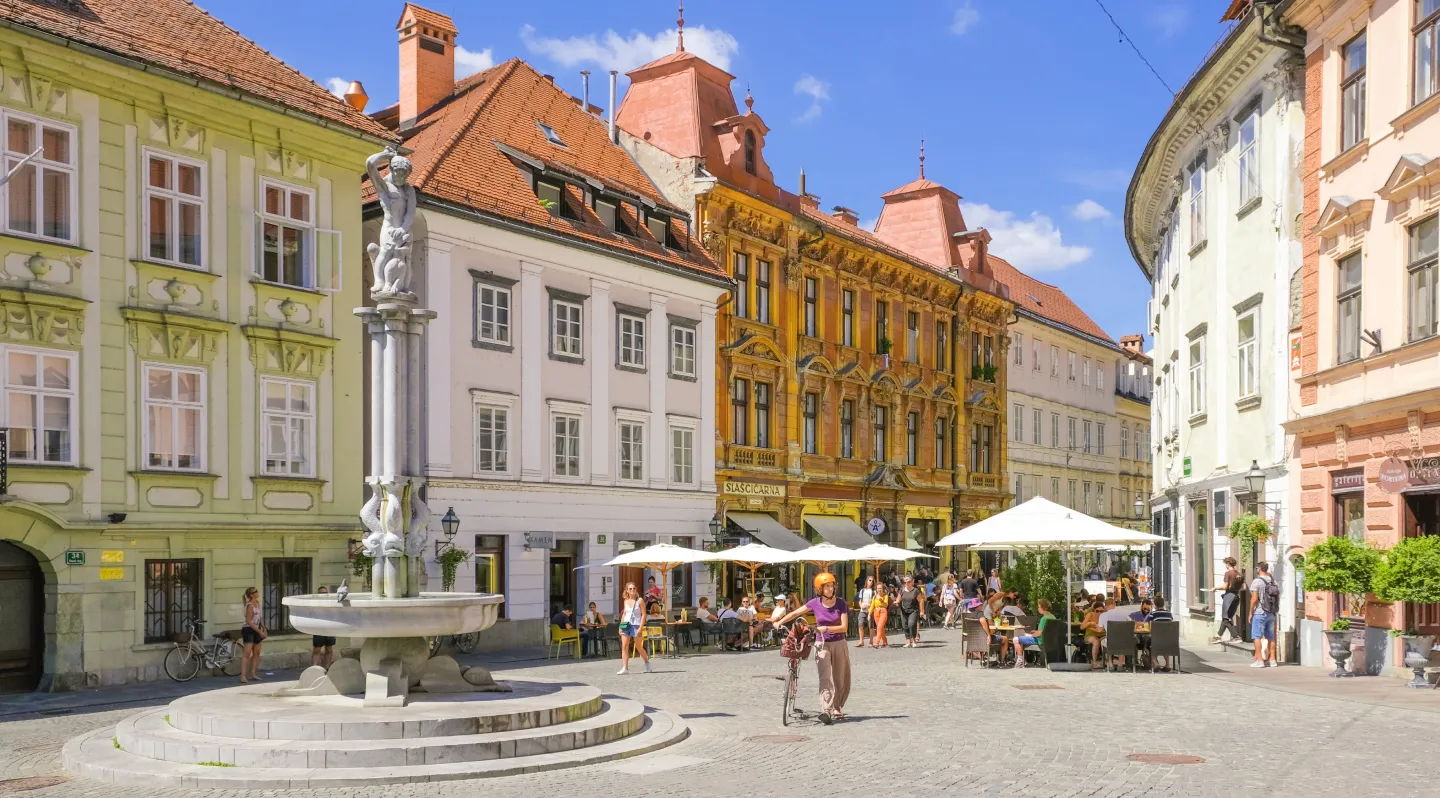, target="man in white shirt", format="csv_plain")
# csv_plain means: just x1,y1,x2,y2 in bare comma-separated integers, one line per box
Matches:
1098,598,1133,669
695,596,715,623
